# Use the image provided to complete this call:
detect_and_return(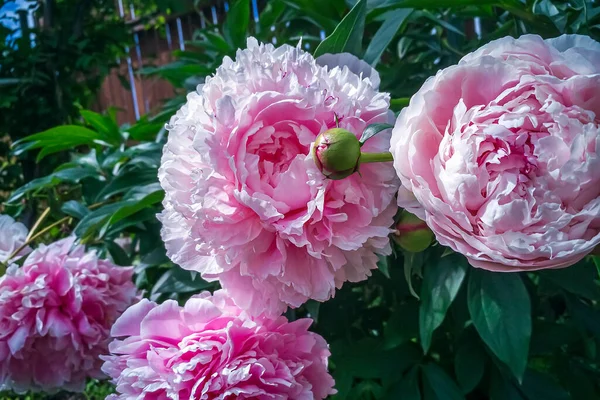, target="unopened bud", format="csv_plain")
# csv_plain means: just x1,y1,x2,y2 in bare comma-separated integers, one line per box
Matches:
393,211,434,253
313,128,361,180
